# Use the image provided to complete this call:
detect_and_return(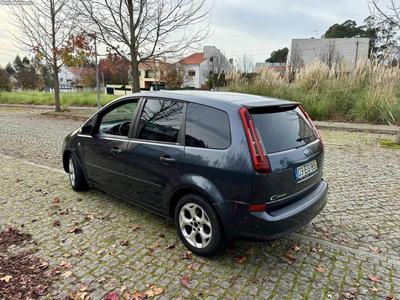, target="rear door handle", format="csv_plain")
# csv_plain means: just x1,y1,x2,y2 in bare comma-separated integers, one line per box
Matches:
159,156,176,163
111,148,122,154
